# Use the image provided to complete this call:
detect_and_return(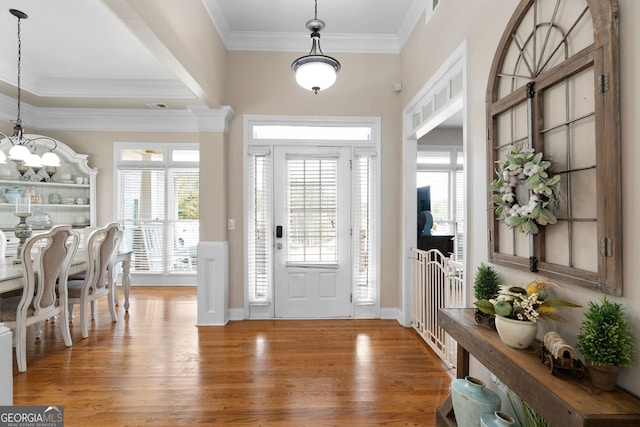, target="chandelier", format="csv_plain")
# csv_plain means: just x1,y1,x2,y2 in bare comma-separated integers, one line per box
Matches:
0,9,60,168
291,0,341,94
